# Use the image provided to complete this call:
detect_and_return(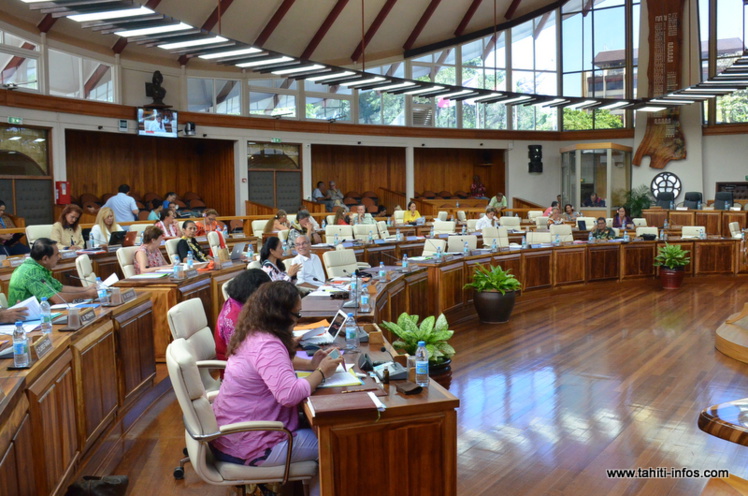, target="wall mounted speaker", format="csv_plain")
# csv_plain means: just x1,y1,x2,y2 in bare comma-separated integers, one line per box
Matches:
184,122,196,136
528,145,543,173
